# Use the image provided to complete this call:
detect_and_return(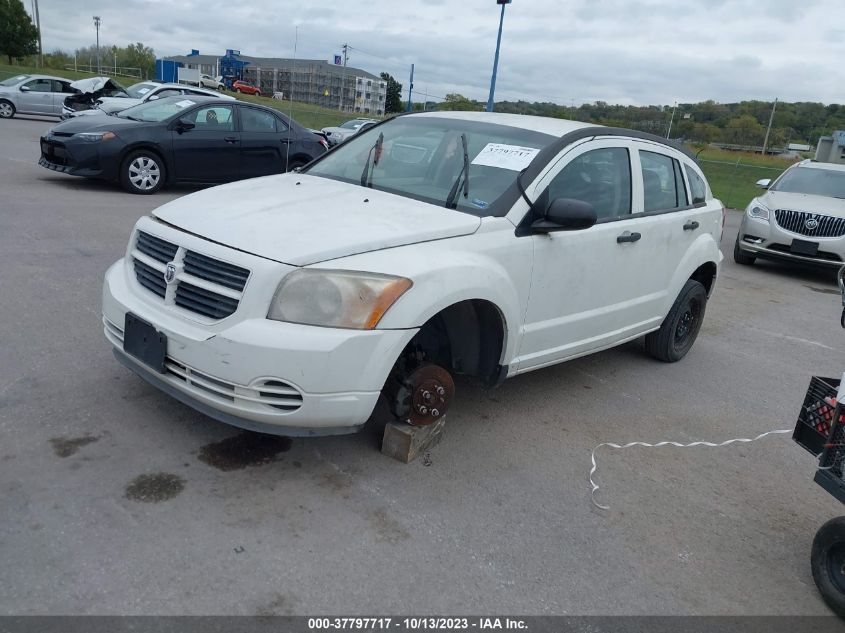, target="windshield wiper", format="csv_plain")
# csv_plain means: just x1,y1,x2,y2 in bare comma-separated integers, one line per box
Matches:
360,132,384,188
444,133,469,209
